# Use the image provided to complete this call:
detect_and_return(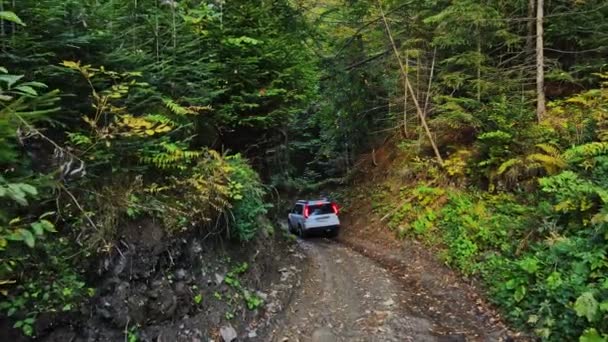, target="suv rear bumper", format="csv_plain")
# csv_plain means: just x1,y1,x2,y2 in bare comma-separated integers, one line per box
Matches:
304,225,339,236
